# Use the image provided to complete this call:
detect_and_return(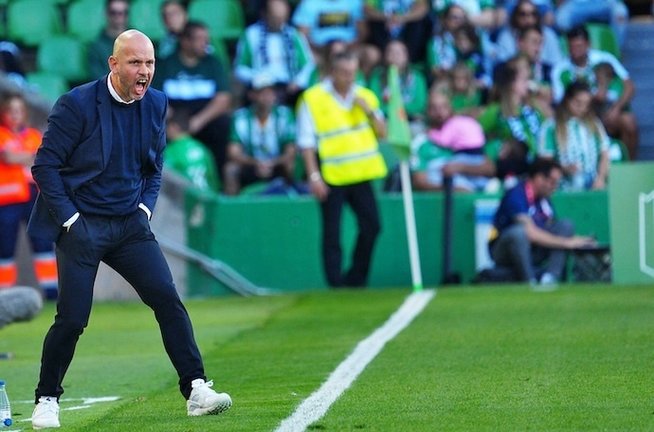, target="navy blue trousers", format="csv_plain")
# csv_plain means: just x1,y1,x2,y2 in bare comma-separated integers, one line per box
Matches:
320,181,381,287
35,211,205,402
